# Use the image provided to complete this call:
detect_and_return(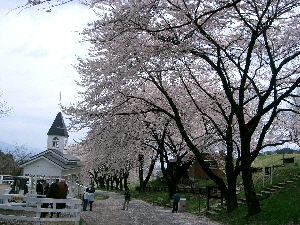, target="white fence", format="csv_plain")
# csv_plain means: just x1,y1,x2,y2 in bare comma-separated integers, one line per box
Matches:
0,194,82,225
